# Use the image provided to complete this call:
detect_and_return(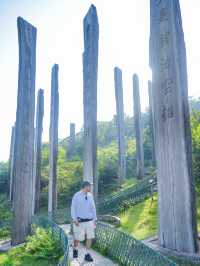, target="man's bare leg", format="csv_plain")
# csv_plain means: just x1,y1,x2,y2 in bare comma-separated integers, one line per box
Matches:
74,239,79,248
86,238,92,249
